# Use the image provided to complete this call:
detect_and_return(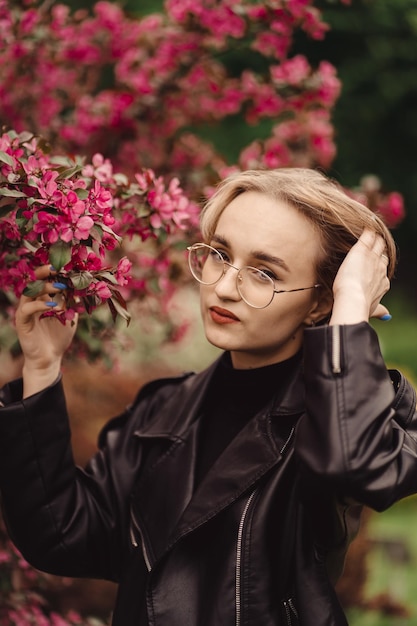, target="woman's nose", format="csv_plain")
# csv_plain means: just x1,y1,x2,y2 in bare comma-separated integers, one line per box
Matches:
214,265,241,301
